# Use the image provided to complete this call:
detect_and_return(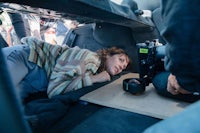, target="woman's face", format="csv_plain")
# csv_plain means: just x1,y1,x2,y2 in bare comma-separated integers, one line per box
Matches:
105,54,129,76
